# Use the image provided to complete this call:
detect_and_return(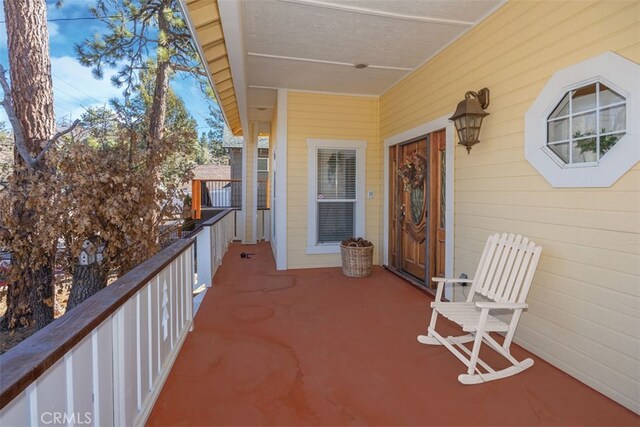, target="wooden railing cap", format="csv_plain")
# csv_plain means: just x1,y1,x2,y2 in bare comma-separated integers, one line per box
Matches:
0,238,195,409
